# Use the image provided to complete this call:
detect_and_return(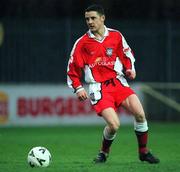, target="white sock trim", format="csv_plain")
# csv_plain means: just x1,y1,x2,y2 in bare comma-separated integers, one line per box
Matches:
103,126,116,140
134,120,148,132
